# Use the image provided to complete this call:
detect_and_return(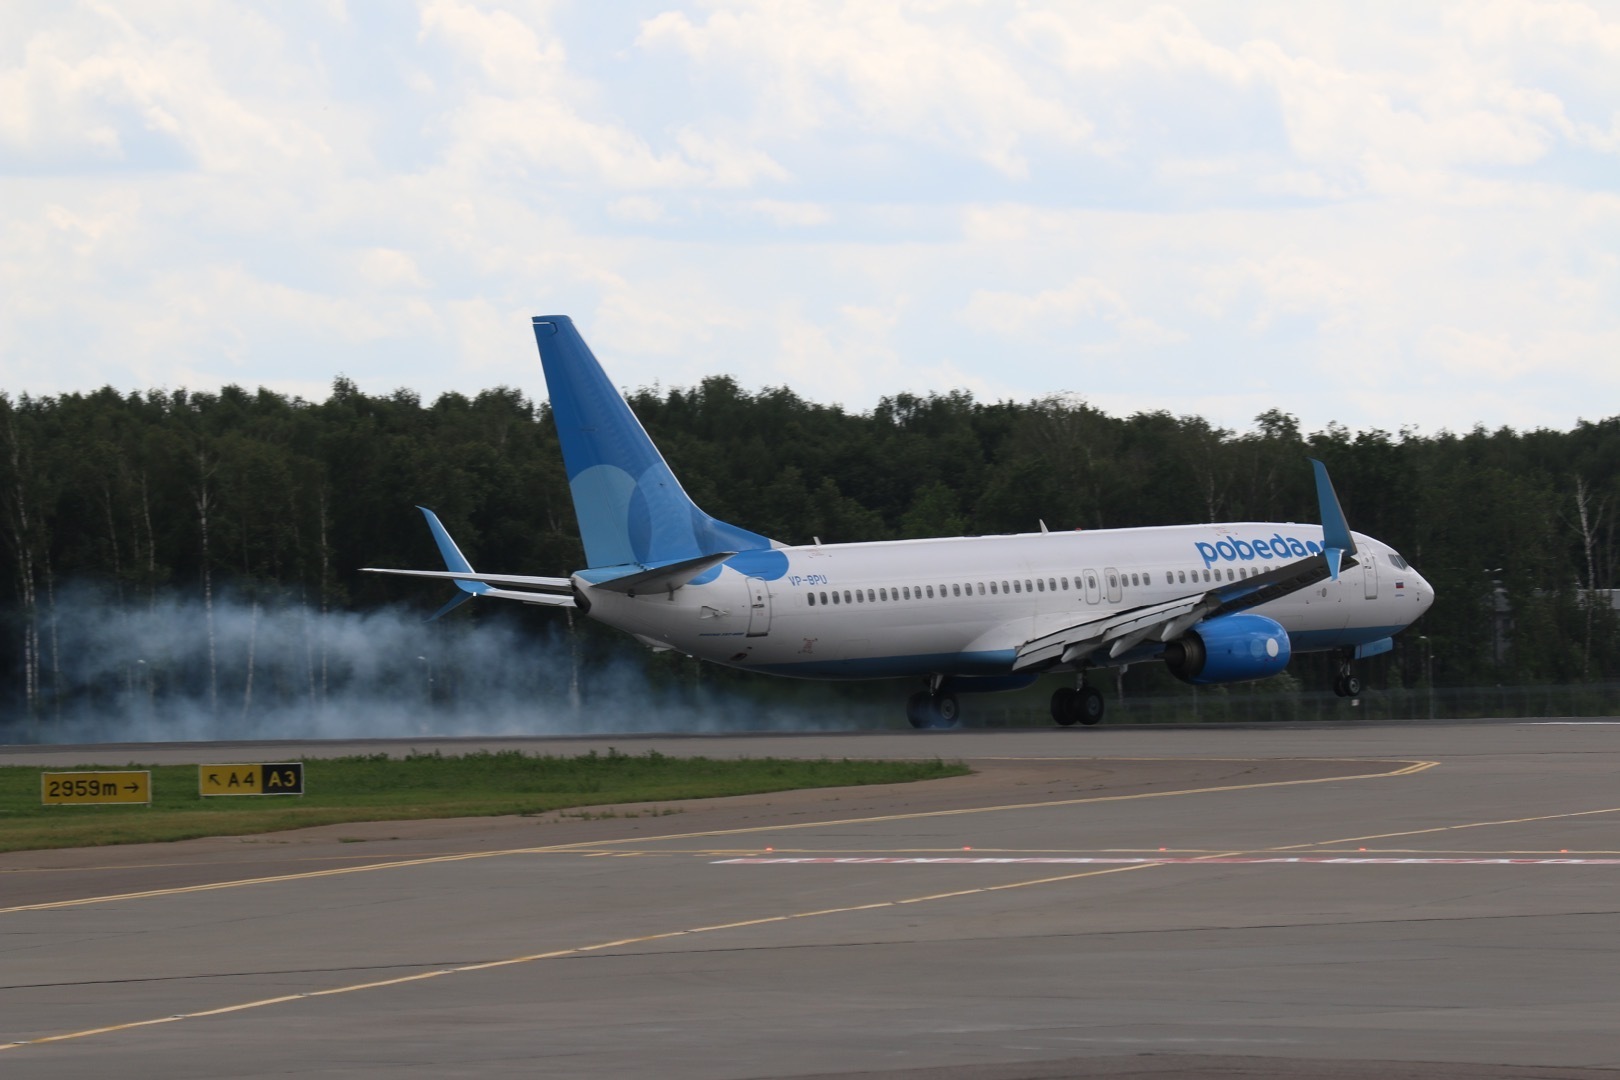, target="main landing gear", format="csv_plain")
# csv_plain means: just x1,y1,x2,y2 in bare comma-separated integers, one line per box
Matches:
1051,682,1104,727
1332,657,1363,698
906,687,960,729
